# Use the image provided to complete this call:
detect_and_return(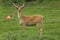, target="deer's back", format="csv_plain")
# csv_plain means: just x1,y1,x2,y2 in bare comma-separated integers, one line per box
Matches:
20,15,44,25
